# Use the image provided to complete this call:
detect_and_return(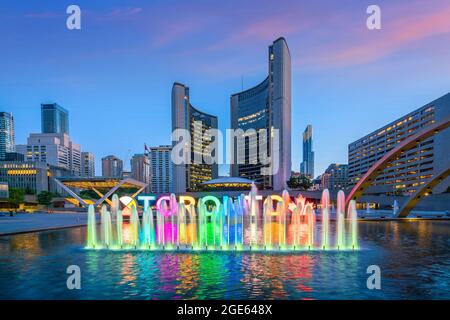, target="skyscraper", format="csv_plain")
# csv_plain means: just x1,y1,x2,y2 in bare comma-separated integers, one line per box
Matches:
0,112,15,161
41,103,69,135
230,37,291,190
101,155,123,178
81,152,95,177
131,154,151,189
149,145,173,194
300,125,314,178
172,82,219,192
